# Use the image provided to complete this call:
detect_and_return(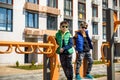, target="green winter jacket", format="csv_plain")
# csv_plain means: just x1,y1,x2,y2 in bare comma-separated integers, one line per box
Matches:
55,30,73,54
